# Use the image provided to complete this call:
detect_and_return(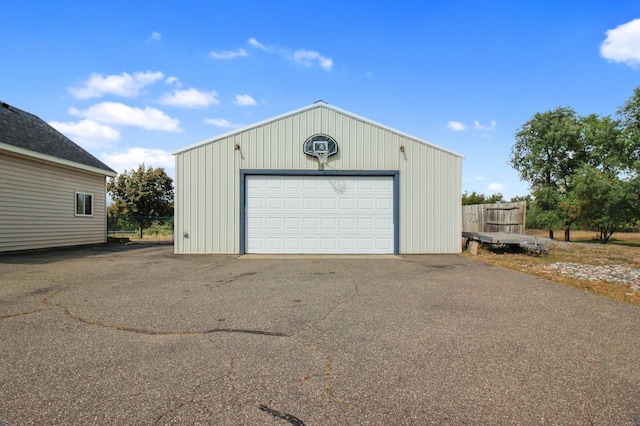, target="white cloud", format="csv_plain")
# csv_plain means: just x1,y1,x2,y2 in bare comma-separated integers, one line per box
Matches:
102,148,174,174
293,50,333,70
49,119,120,149
149,31,162,41
234,94,256,106
210,48,248,59
601,18,640,66
447,121,466,131
165,76,179,86
49,118,120,141
68,71,164,99
160,88,219,108
70,102,181,132
204,118,241,128
474,120,497,131
488,183,505,192
248,37,267,50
